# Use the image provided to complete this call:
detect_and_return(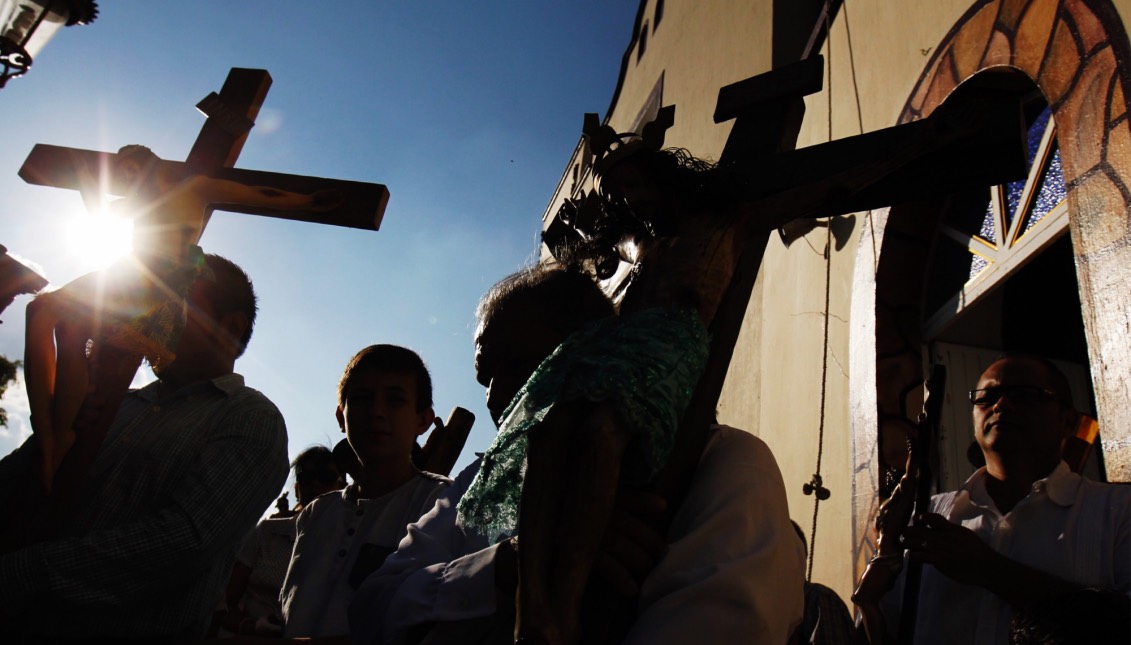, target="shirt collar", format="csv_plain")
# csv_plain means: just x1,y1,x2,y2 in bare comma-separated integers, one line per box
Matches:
1041,460,1080,506
134,372,245,402
960,461,1079,510
343,482,360,503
